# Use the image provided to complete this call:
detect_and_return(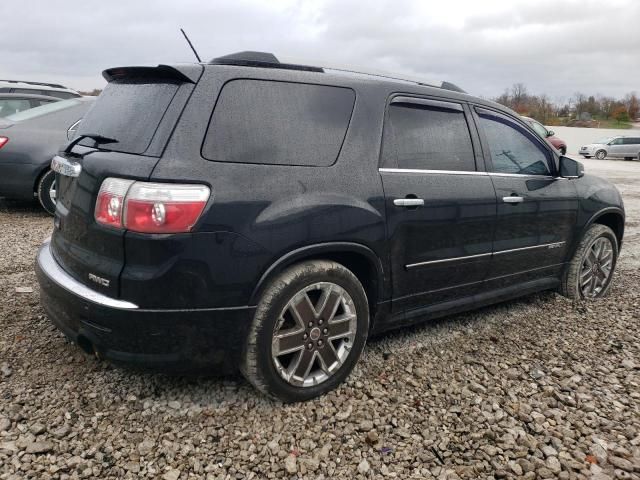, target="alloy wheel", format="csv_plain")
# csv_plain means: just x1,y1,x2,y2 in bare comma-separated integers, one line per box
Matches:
271,282,357,387
580,237,614,298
